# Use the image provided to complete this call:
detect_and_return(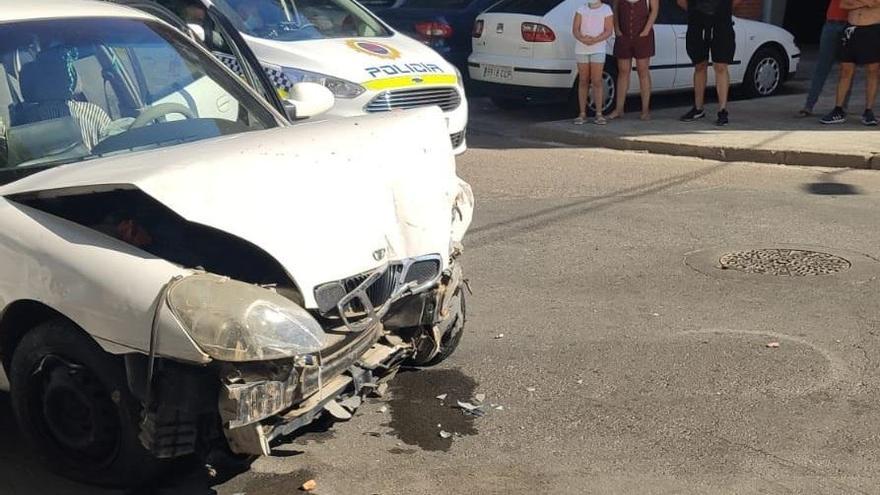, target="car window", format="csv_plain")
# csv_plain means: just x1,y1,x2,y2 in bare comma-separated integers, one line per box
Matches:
213,0,392,40
486,0,565,15
657,0,687,24
402,0,475,10
0,17,279,173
